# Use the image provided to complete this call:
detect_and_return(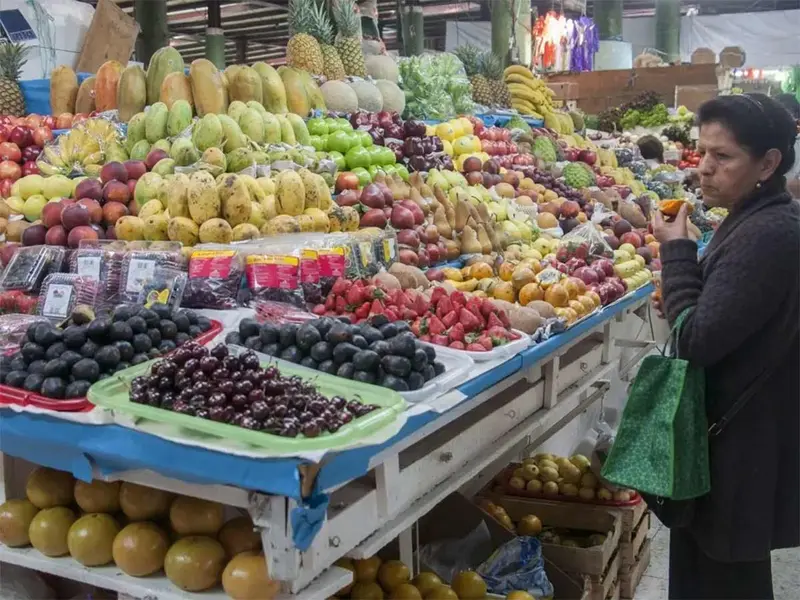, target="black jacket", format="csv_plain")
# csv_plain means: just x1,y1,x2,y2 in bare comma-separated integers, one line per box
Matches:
660,184,800,562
